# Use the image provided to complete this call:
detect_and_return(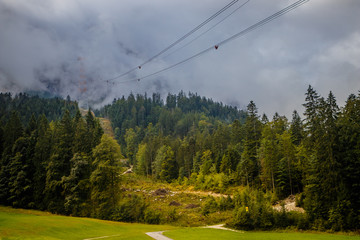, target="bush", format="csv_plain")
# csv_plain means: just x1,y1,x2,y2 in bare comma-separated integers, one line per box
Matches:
231,207,253,230
230,189,309,230
219,196,234,211
201,196,218,216
166,208,179,222
111,194,147,222
144,208,161,224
